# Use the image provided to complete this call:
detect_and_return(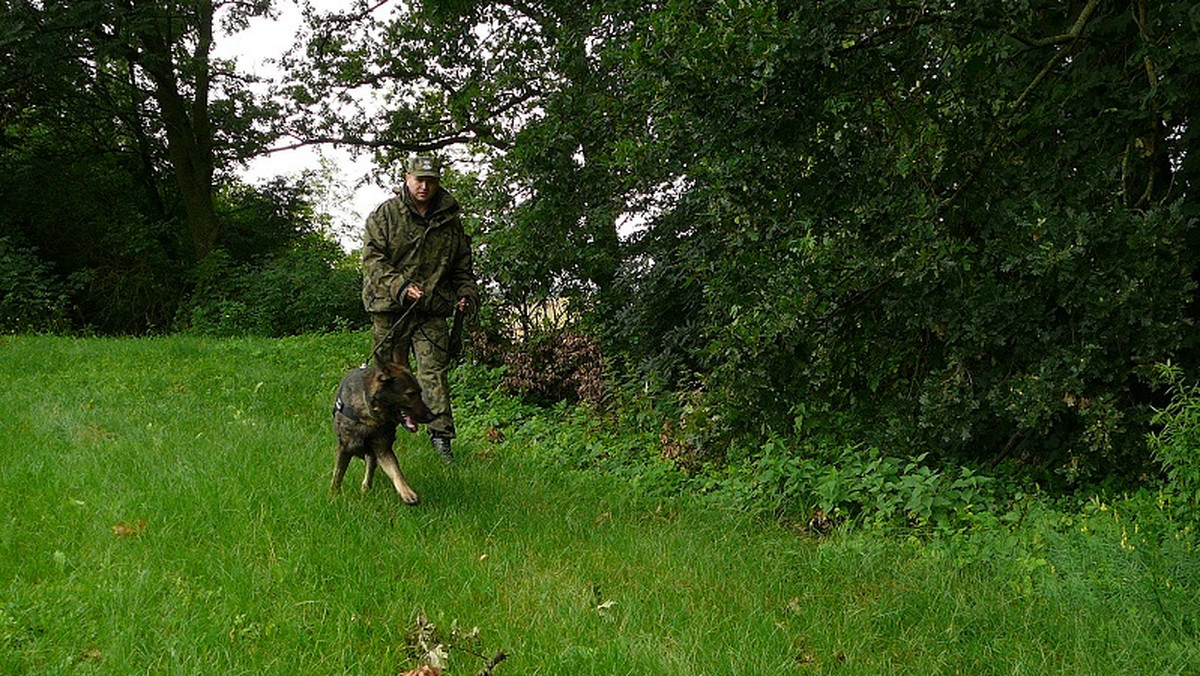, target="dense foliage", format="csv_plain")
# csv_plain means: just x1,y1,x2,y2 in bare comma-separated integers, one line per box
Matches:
176,233,364,336
287,0,1198,483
